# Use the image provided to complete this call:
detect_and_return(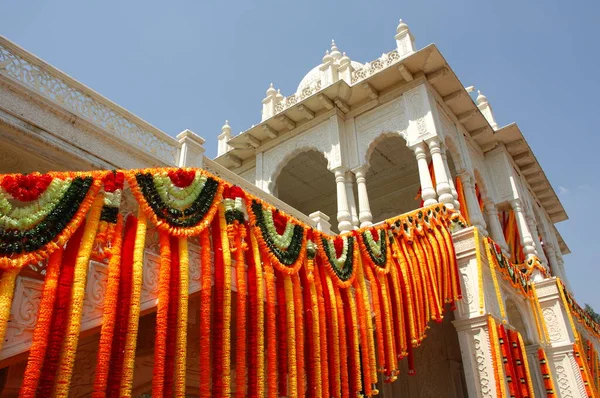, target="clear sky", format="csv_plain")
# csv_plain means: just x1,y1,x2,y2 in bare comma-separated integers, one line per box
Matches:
2,0,599,309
